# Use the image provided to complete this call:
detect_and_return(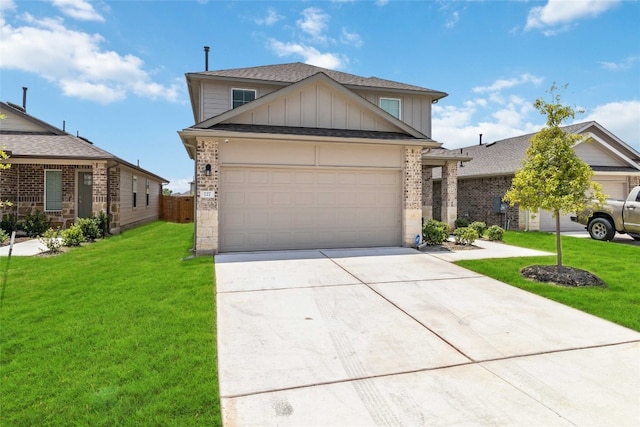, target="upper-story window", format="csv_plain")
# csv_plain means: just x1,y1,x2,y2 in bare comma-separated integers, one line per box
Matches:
379,97,401,119
232,88,256,108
